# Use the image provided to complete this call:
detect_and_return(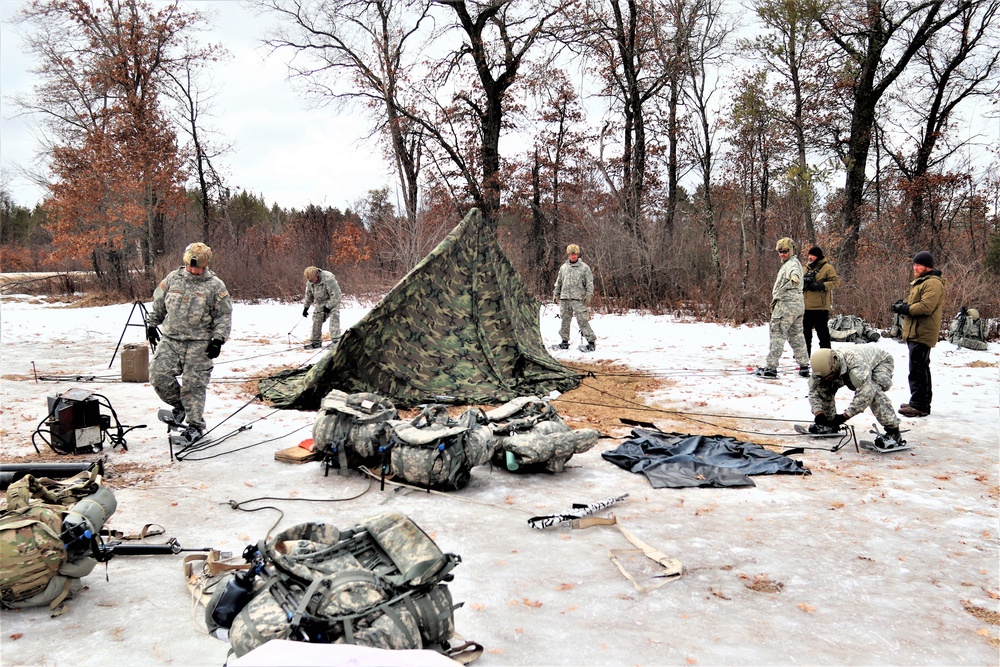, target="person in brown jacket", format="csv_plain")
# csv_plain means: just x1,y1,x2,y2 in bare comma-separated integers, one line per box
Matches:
802,246,841,357
892,251,945,417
